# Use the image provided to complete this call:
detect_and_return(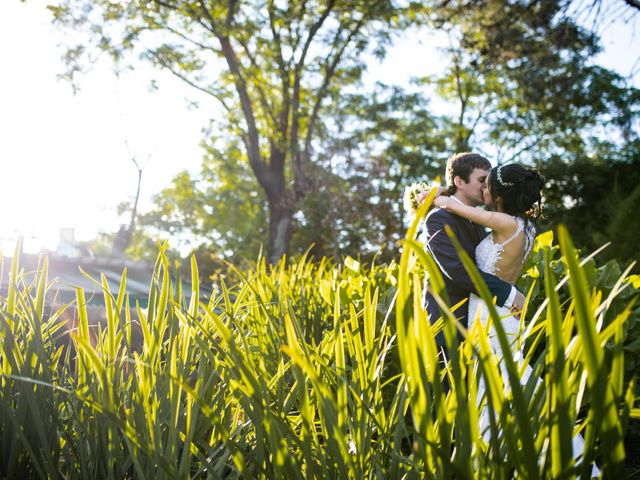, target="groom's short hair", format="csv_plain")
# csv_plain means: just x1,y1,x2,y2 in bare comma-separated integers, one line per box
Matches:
446,152,491,193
